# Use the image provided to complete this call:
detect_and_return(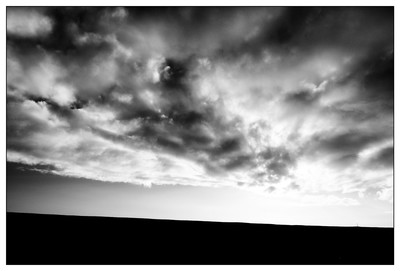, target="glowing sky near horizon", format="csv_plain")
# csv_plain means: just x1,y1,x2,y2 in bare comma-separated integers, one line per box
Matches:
7,7,393,226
